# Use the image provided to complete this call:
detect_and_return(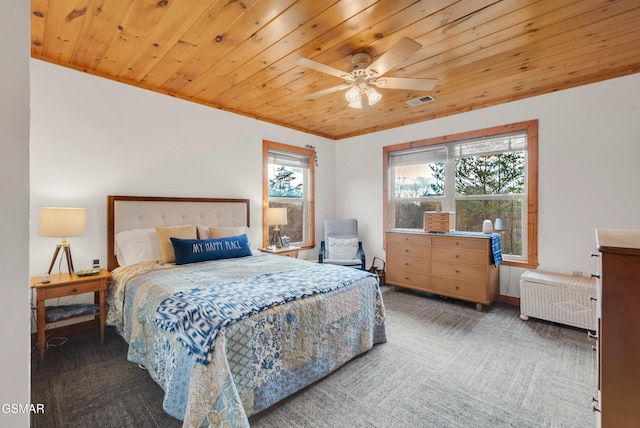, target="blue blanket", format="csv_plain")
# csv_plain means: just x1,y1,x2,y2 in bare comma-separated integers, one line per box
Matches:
153,263,376,365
